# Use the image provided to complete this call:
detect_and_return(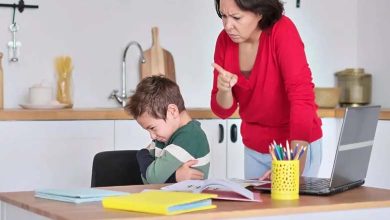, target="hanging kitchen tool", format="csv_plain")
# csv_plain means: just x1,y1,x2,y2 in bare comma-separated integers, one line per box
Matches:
0,0,39,62
140,27,175,82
